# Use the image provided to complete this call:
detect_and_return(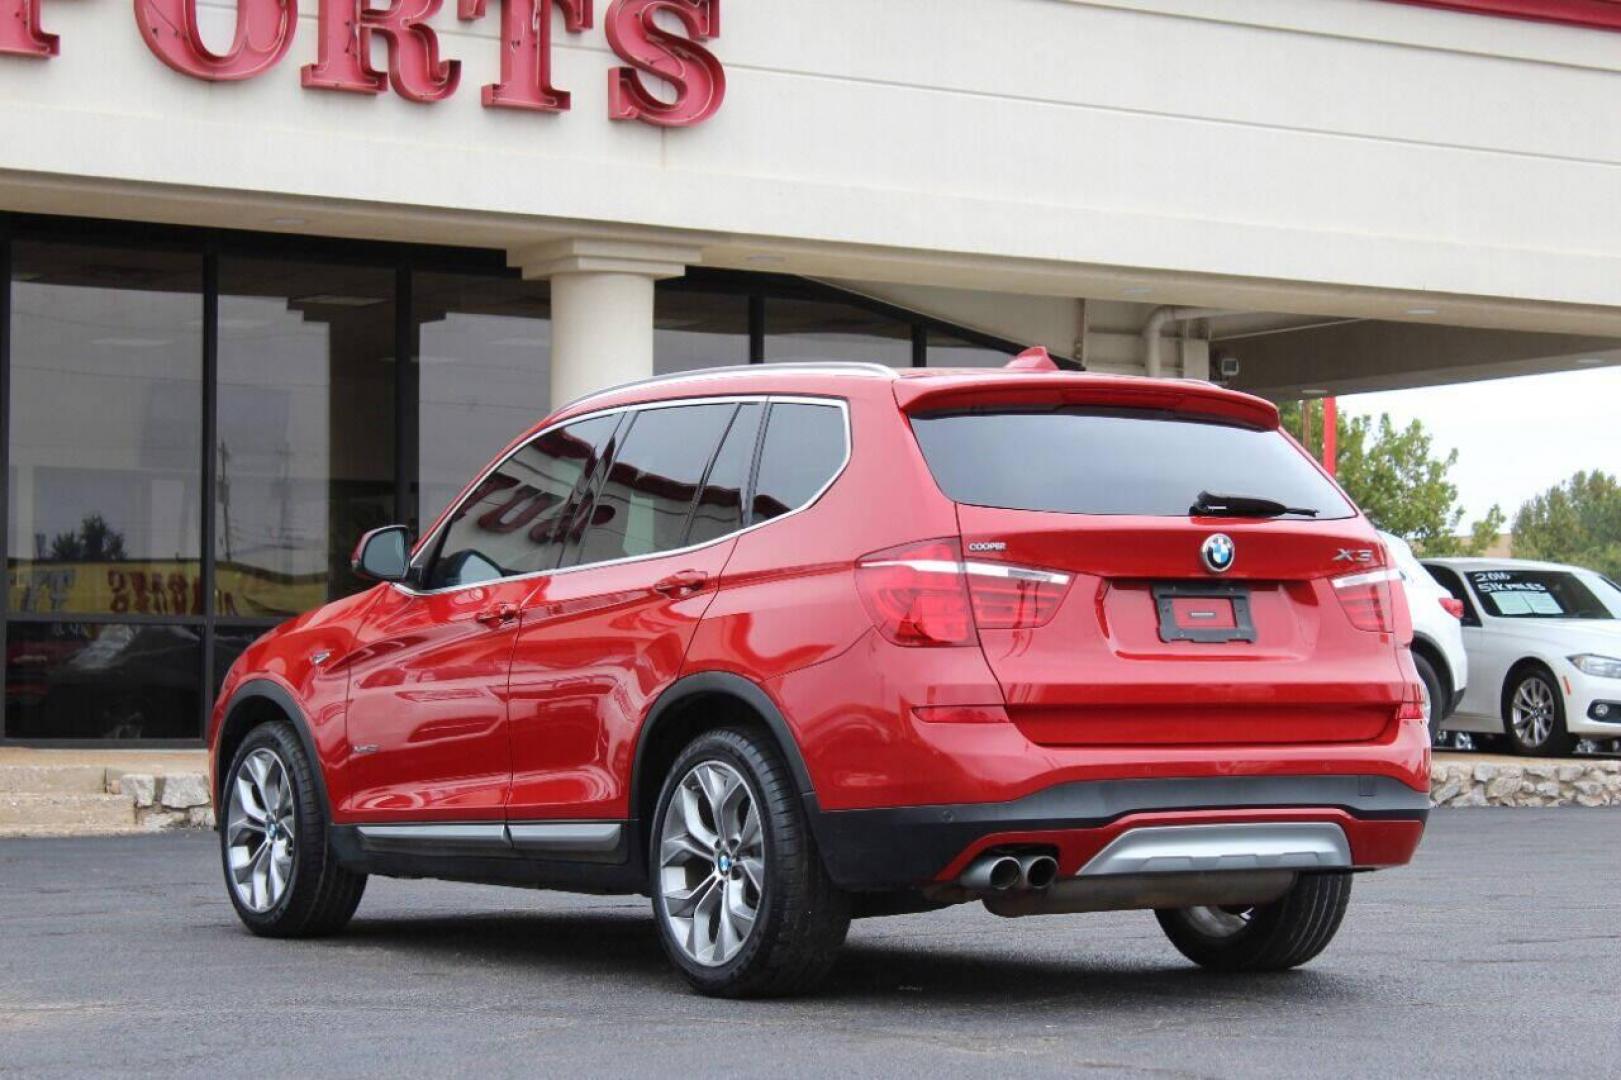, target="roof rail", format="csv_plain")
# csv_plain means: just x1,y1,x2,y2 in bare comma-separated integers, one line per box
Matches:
558,361,897,412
